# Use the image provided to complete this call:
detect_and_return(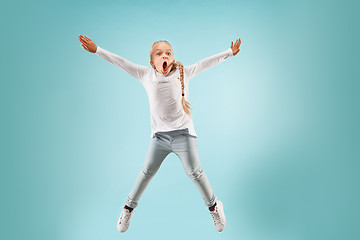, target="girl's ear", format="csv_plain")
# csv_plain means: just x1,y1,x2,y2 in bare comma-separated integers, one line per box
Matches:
150,60,154,67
